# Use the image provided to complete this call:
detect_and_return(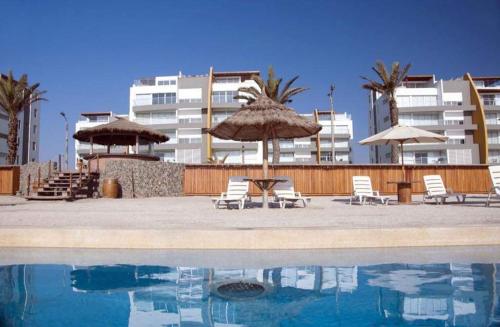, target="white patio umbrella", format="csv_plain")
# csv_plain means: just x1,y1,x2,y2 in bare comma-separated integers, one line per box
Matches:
359,124,448,180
